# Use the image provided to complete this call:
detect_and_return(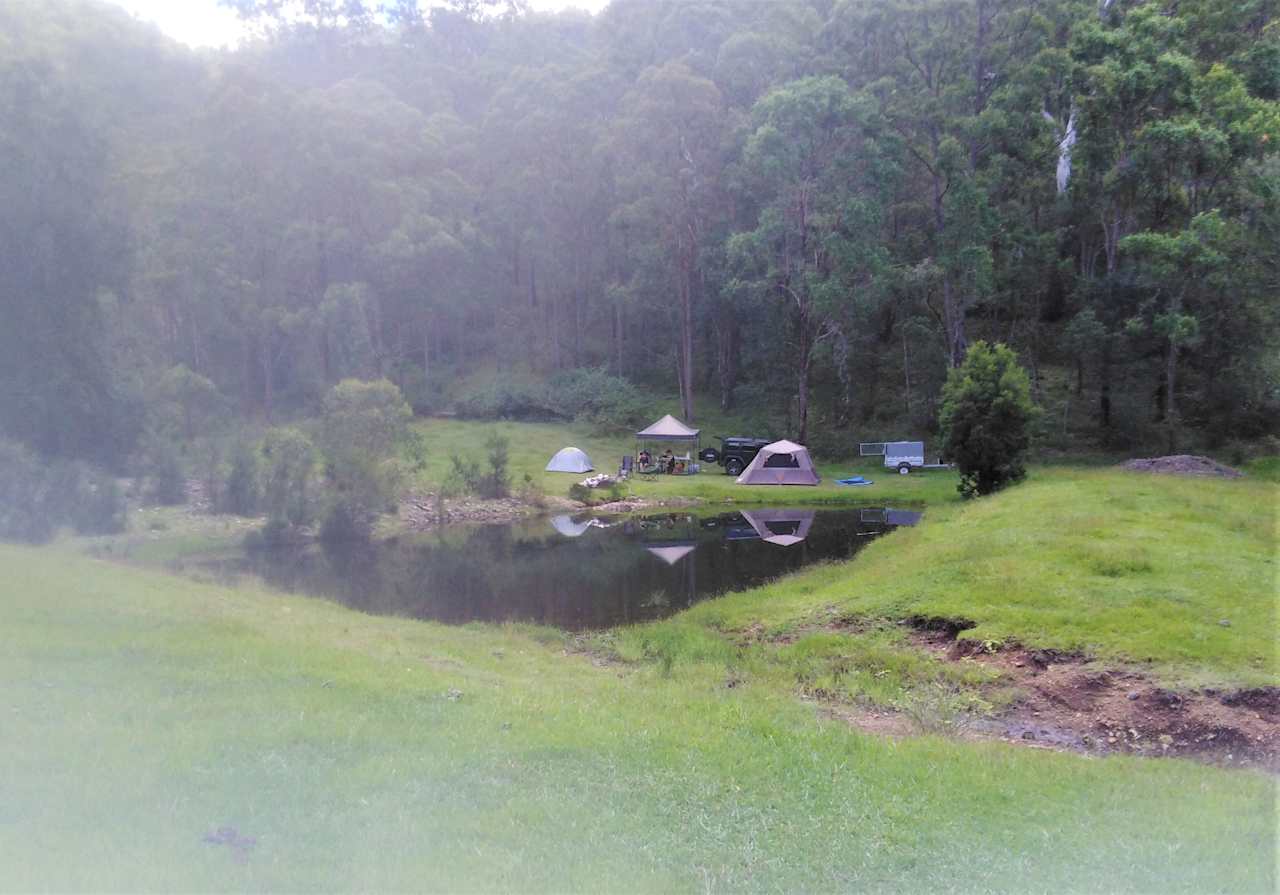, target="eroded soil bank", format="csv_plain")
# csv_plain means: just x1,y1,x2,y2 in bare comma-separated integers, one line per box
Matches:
830,617,1278,770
